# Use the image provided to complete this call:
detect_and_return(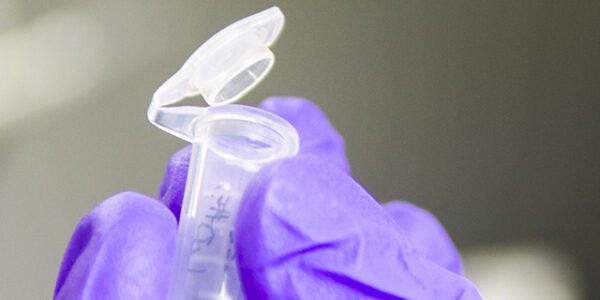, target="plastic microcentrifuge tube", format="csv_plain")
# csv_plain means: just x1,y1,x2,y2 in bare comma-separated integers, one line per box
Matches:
147,7,299,300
